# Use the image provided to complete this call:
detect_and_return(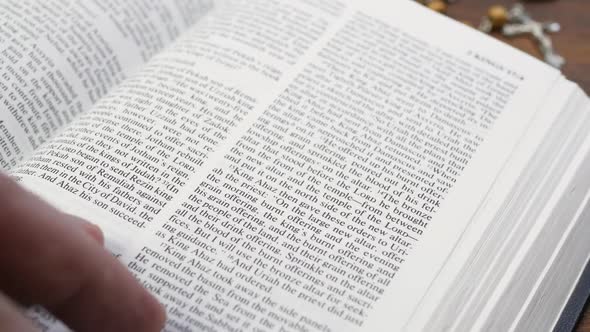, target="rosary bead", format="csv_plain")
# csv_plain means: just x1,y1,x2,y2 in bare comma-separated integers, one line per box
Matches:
487,5,509,29
427,0,448,13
